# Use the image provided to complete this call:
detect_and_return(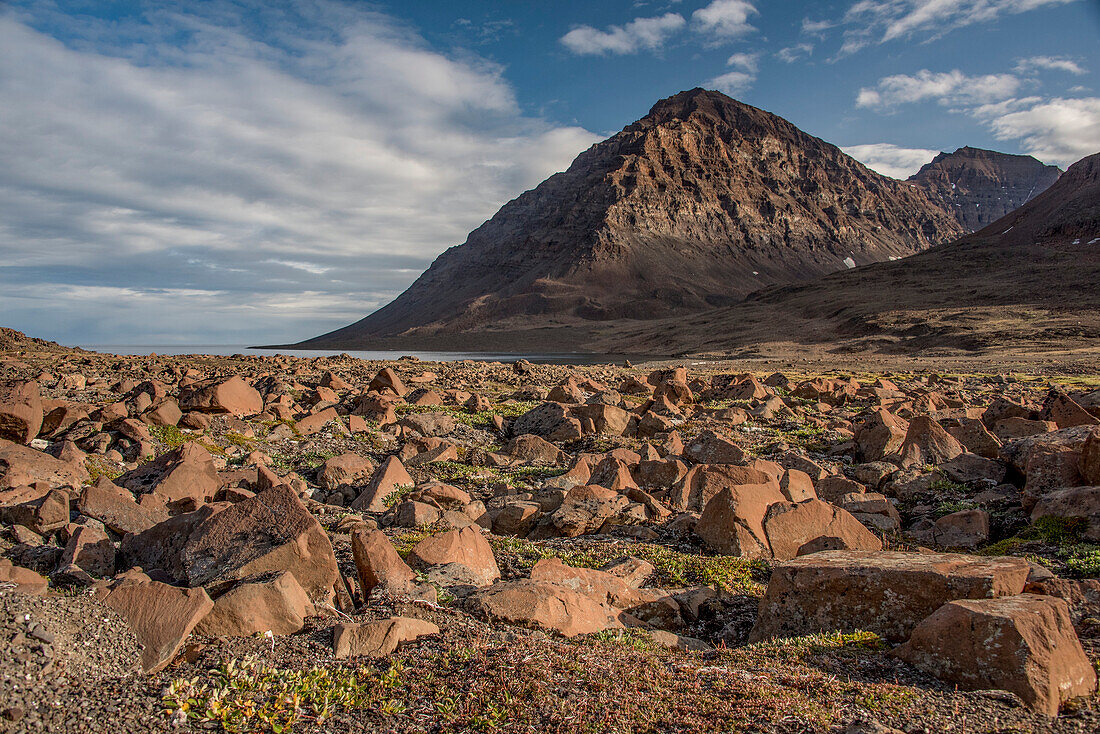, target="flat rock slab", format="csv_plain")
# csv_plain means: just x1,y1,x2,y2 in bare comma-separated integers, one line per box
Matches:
464,579,624,637
332,617,438,658
194,571,312,637
102,581,213,673
895,594,1097,716
749,550,1030,643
